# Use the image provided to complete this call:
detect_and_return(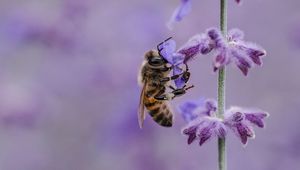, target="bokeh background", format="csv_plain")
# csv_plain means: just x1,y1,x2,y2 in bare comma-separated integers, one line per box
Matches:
0,0,299,170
